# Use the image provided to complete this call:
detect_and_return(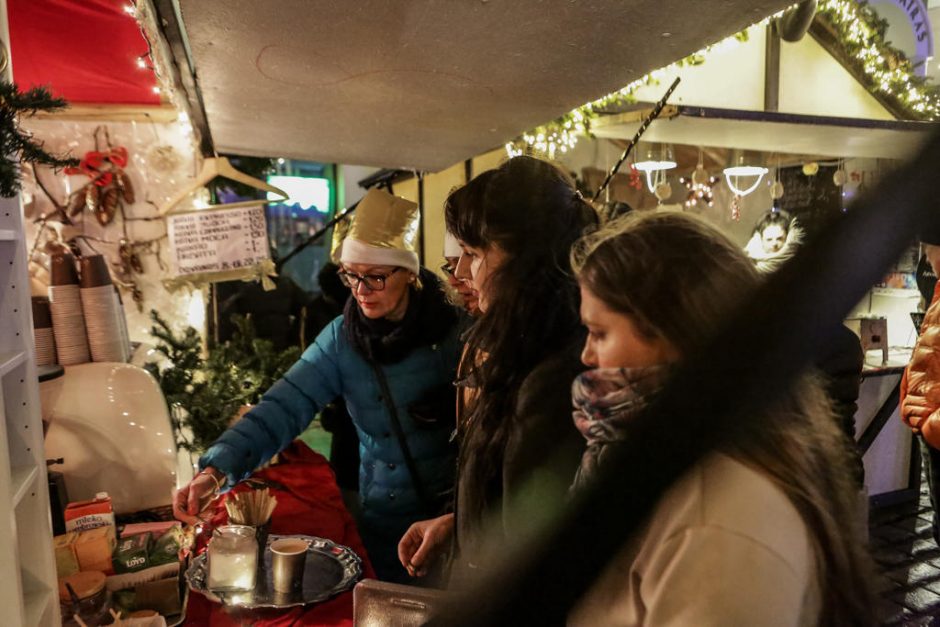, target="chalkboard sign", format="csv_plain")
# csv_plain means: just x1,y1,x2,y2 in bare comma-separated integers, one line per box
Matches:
167,203,270,280
777,164,843,239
